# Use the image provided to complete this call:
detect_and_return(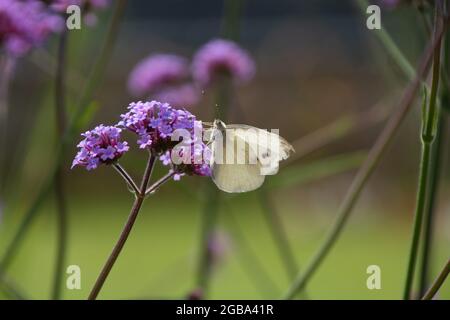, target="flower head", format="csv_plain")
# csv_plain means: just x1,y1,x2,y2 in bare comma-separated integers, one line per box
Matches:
119,101,211,178
128,54,190,97
0,0,63,57
72,125,129,170
153,83,200,108
192,39,255,87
